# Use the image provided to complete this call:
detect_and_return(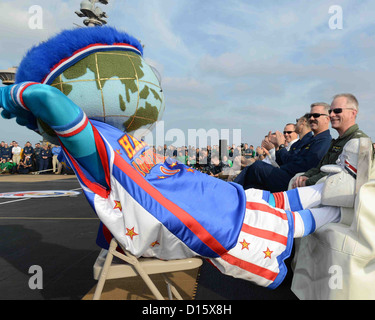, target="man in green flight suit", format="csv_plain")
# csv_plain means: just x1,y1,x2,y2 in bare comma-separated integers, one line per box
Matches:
293,93,370,188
